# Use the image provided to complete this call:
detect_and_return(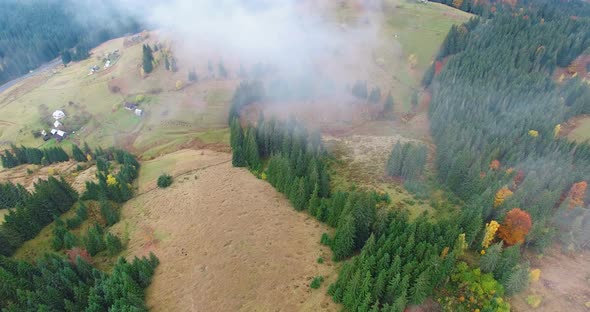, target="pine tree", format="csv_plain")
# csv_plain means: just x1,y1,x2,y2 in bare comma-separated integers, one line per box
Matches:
383,92,394,117
244,128,261,171
480,242,503,273
105,232,123,256
308,183,320,217
332,214,356,261
505,264,530,296
409,270,431,304
142,44,154,74
72,145,86,162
